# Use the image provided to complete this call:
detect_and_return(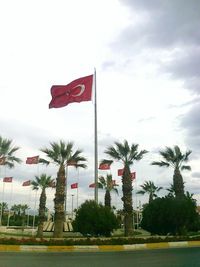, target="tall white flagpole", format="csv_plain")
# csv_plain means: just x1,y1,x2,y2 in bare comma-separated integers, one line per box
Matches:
94,69,98,203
